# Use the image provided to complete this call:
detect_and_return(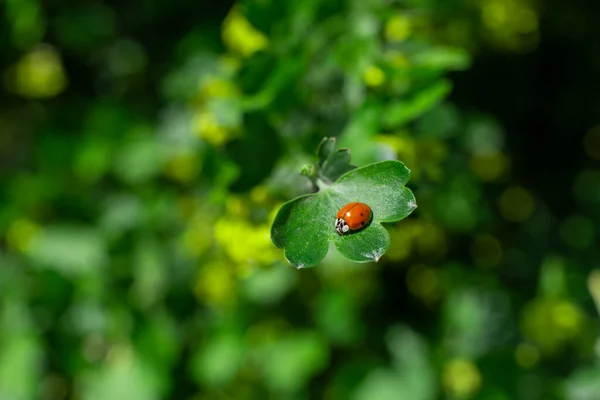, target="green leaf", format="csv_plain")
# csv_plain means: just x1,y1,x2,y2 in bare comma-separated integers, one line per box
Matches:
317,137,336,165
271,160,416,268
320,149,355,183
241,58,305,111
316,137,356,184
413,46,471,71
271,194,331,268
382,80,452,128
